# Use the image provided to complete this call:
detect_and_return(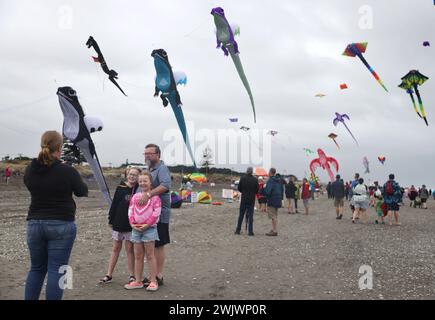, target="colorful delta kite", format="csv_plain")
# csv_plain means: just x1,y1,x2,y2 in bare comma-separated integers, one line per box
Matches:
340,84,348,90
188,173,207,183
343,42,388,92
86,36,127,96
57,86,112,205
333,112,359,146
328,133,340,150
211,7,256,123
401,70,429,126
398,81,422,119
363,157,370,174
303,148,315,156
151,49,197,167
378,156,386,165
309,149,339,182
